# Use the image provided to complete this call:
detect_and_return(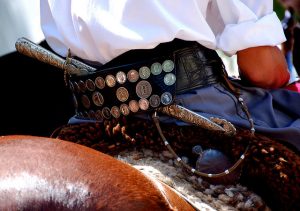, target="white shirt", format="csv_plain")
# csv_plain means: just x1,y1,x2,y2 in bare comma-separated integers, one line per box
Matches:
40,0,286,64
